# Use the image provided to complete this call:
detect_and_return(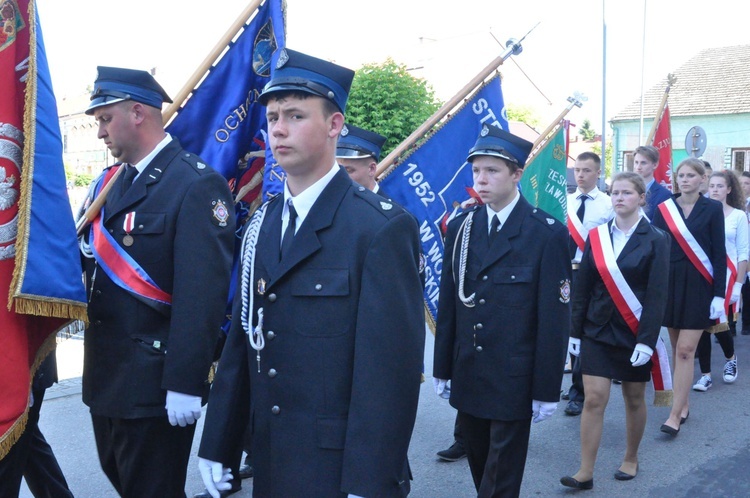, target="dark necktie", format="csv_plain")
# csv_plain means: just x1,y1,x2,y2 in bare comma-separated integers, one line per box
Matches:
122,164,138,194
280,200,297,259
569,194,589,257
489,215,500,245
